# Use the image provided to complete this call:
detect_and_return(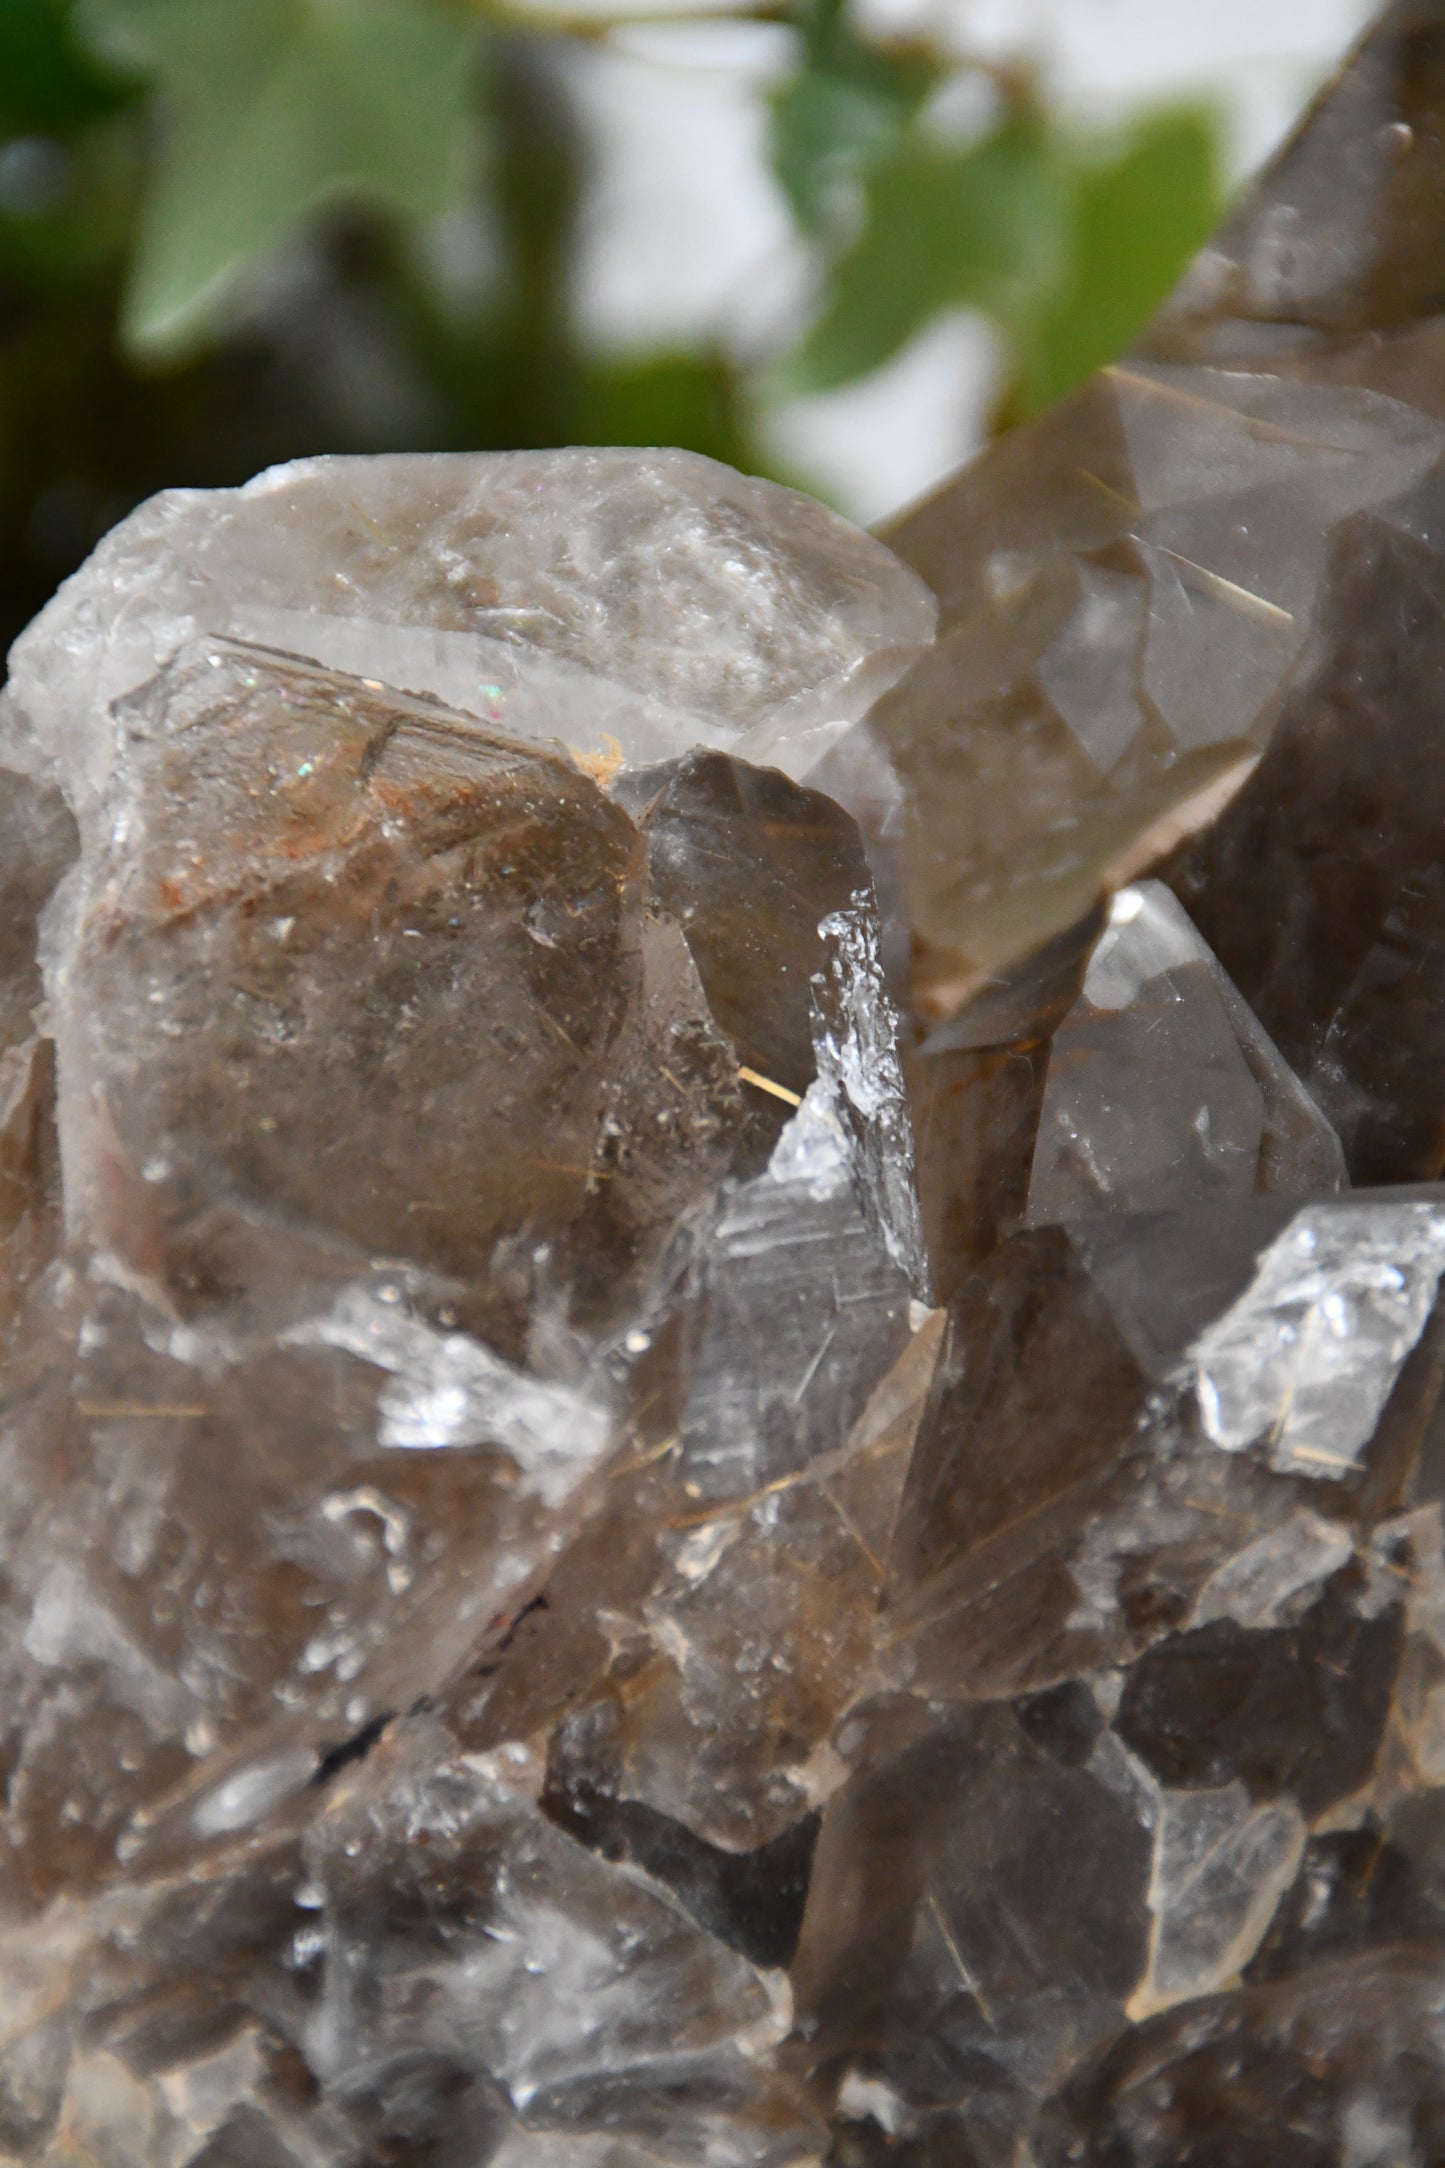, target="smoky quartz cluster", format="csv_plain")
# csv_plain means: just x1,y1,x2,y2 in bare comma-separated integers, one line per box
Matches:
6,5,1445,2163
